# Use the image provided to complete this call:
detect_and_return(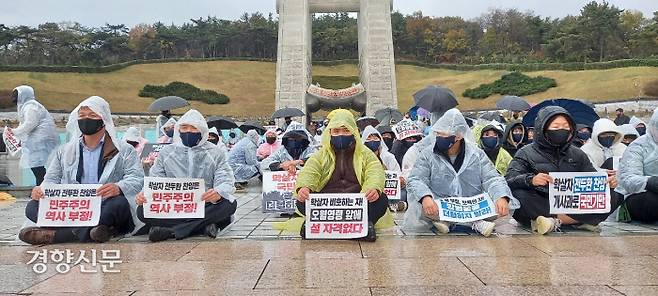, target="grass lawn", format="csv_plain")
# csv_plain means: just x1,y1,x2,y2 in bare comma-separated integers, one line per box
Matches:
0,60,656,118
